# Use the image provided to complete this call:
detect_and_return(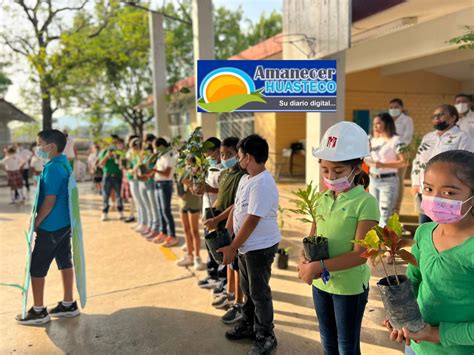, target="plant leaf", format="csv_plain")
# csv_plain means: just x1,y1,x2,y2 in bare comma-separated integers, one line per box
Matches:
397,249,418,266
387,213,403,237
